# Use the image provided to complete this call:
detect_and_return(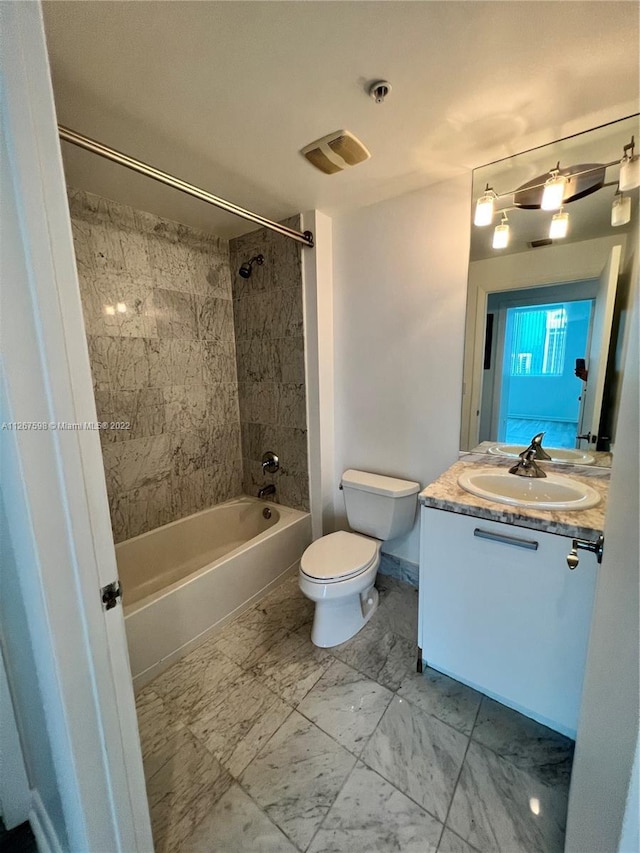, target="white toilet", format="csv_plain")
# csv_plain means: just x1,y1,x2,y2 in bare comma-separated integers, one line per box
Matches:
299,469,420,647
